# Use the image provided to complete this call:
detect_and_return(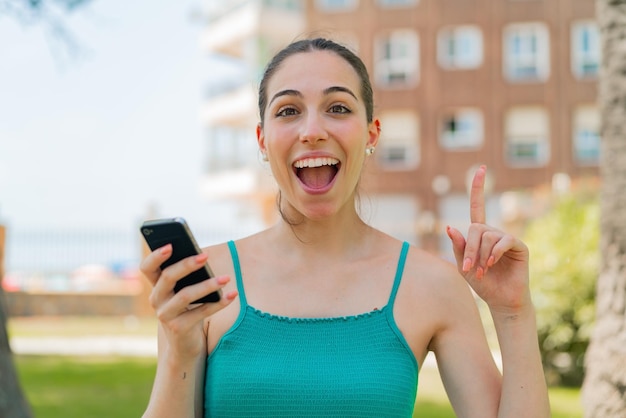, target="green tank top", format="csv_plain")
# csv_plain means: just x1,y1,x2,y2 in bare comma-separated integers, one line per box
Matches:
204,241,418,417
